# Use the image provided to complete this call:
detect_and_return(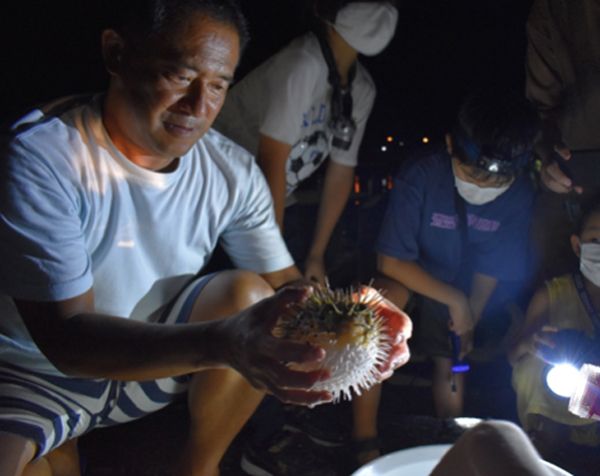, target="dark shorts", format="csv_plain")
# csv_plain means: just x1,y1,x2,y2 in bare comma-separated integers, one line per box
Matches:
0,274,215,457
408,294,454,359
